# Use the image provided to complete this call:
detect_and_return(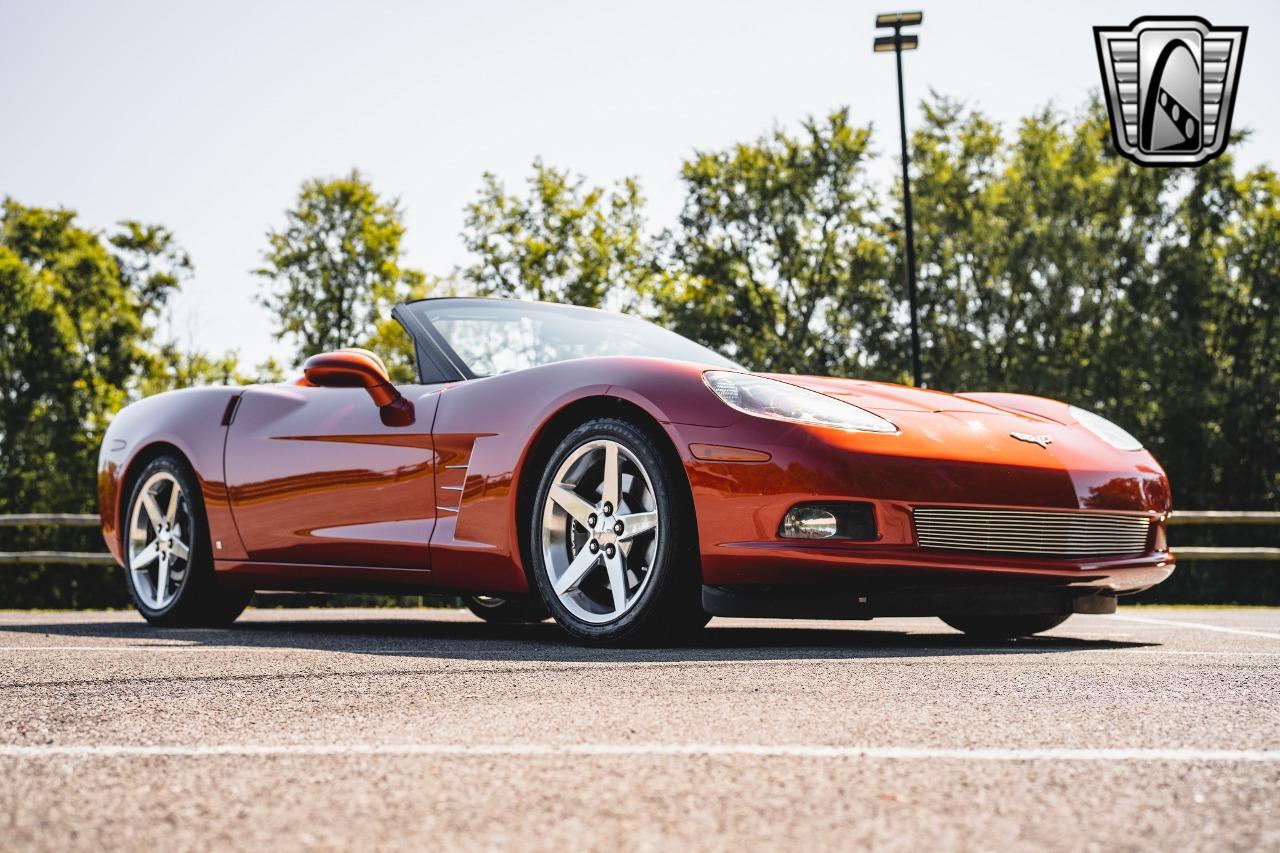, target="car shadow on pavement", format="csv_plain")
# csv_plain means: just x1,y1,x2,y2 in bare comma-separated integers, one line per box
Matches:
0,613,1157,664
